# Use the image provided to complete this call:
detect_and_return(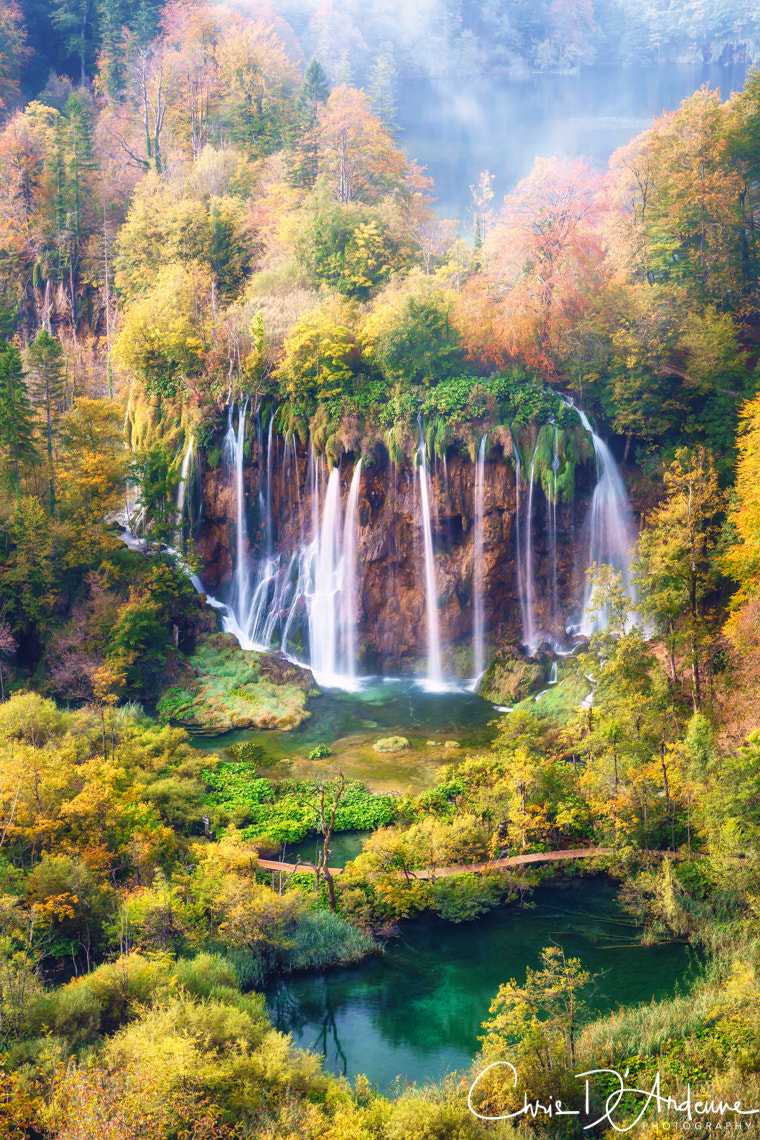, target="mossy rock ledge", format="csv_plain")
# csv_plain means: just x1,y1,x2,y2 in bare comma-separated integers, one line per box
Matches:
478,646,545,705
158,633,320,735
